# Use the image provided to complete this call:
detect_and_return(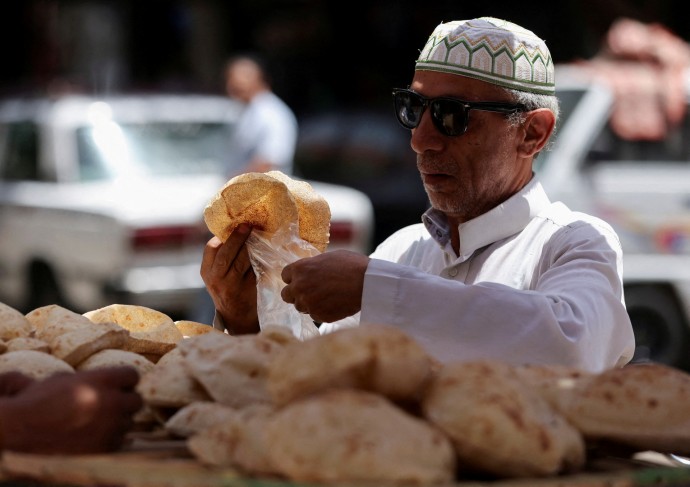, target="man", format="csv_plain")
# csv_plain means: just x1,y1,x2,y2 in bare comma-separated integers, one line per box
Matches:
0,367,142,454
193,53,300,324
223,54,298,176
201,18,635,373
